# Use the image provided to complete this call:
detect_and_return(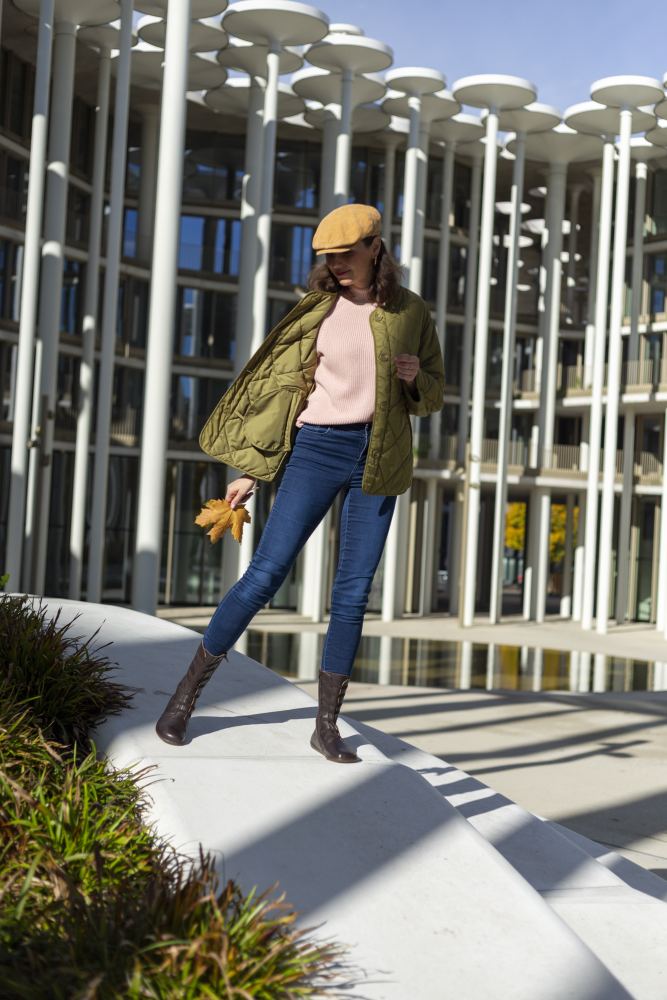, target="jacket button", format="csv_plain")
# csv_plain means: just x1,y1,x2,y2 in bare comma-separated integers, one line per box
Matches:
379,351,388,362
